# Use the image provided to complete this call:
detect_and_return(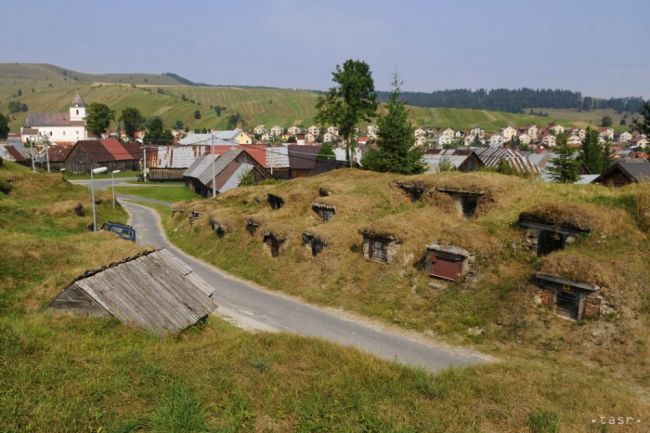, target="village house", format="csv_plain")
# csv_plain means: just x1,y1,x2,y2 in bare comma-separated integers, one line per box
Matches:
414,128,427,137
21,91,88,144
518,133,531,145
50,249,217,333
415,135,427,146
631,134,648,148
541,133,557,147
464,135,484,146
438,134,453,146
488,134,506,147
323,131,339,144
526,124,539,140
305,132,318,143
288,125,304,136
326,126,339,136
441,128,455,141
253,125,267,135
567,134,582,147
146,145,210,181
548,124,565,135
260,132,272,142
366,125,379,139
307,125,320,136
599,127,615,141
501,126,517,141
270,125,284,137
571,128,586,139
469,127,485,139
618,131,632,143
